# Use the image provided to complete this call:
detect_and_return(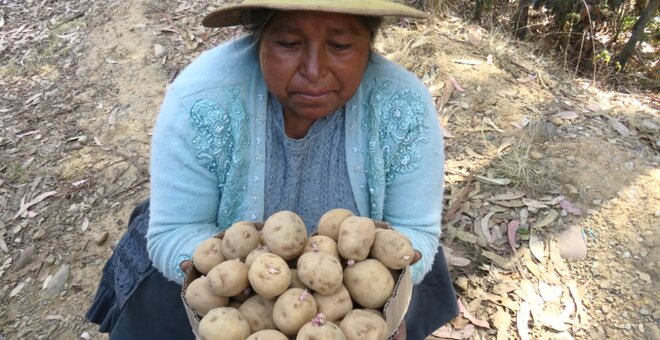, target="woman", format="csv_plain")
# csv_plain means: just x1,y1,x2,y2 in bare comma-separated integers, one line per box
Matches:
87,1,458,339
